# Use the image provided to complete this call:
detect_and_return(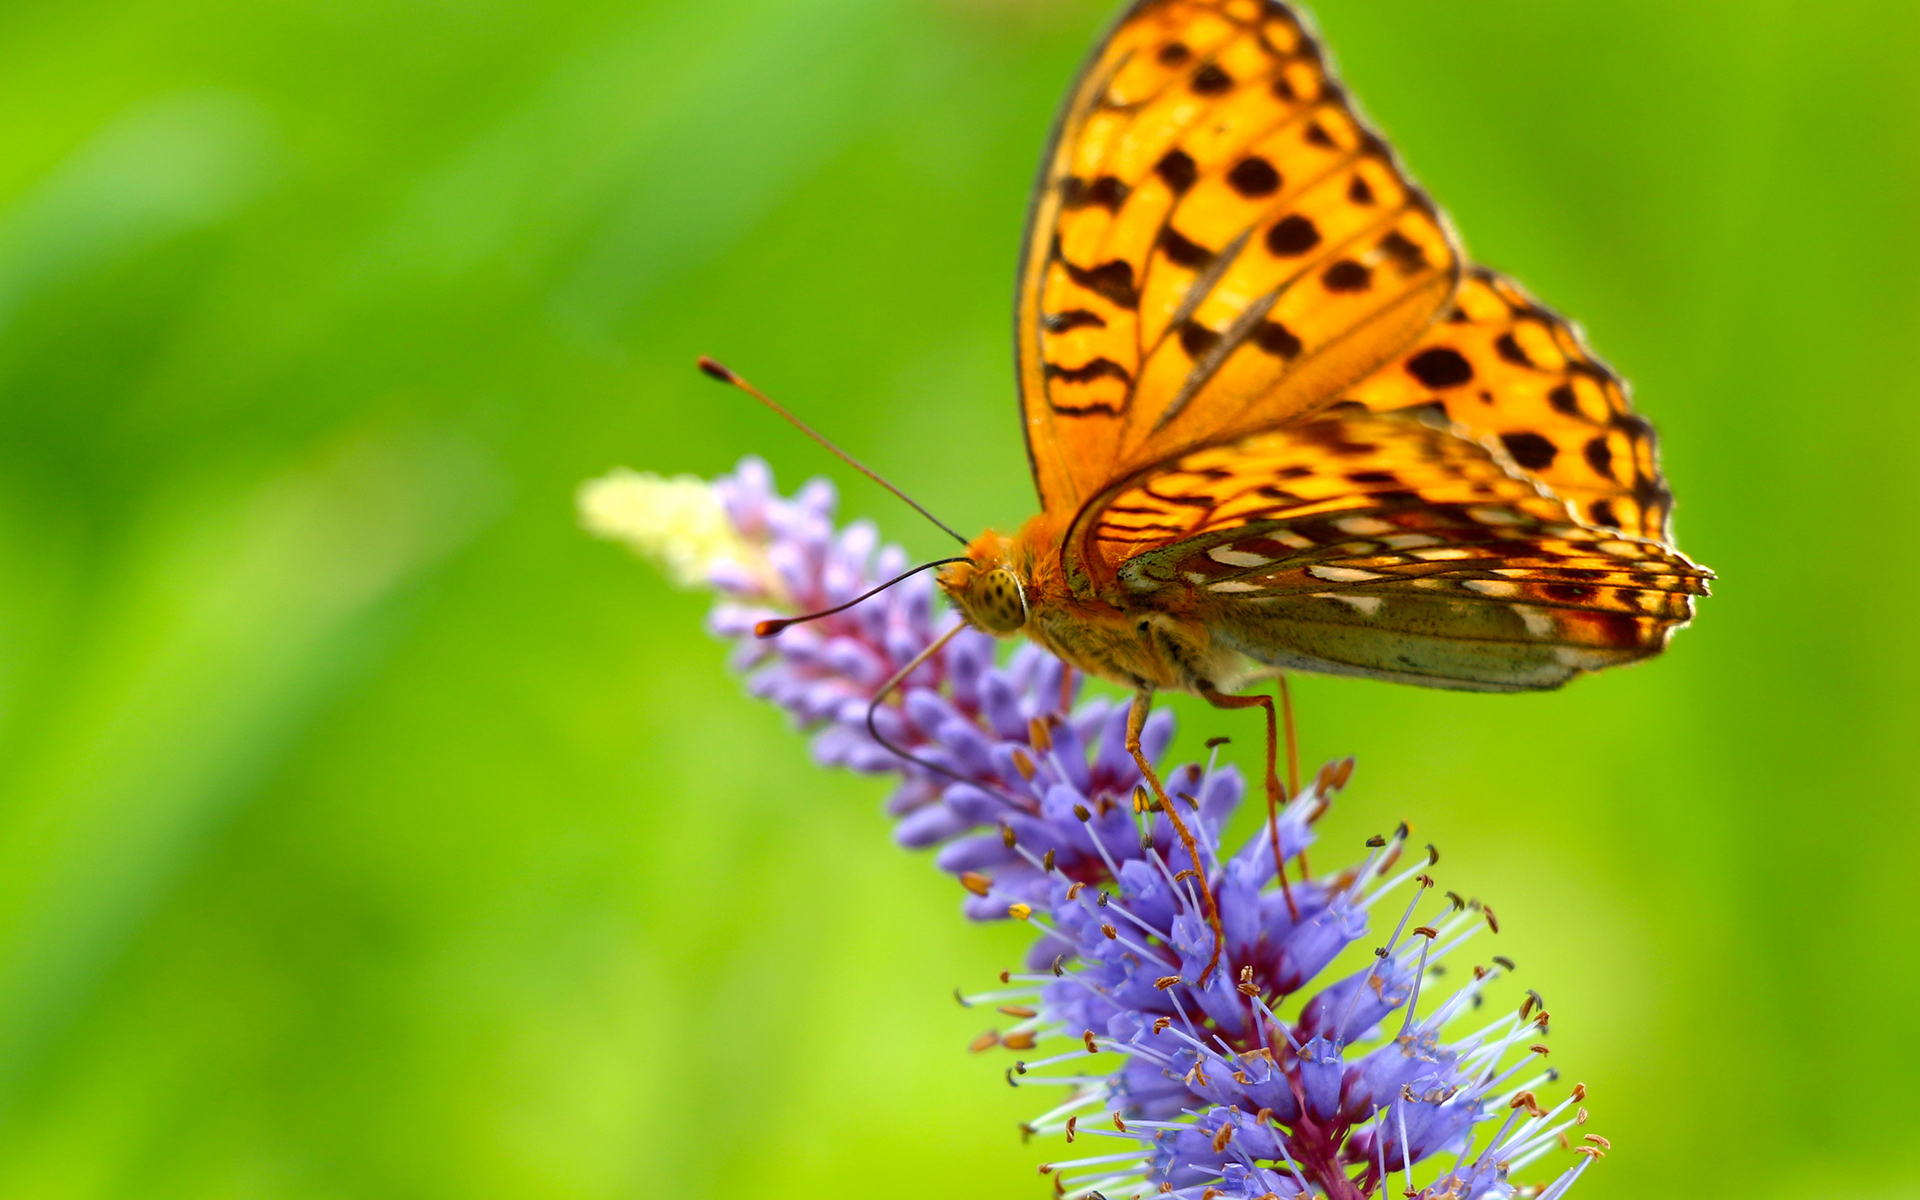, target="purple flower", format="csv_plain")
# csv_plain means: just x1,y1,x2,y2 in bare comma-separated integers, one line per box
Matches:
582,457,1609,1199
